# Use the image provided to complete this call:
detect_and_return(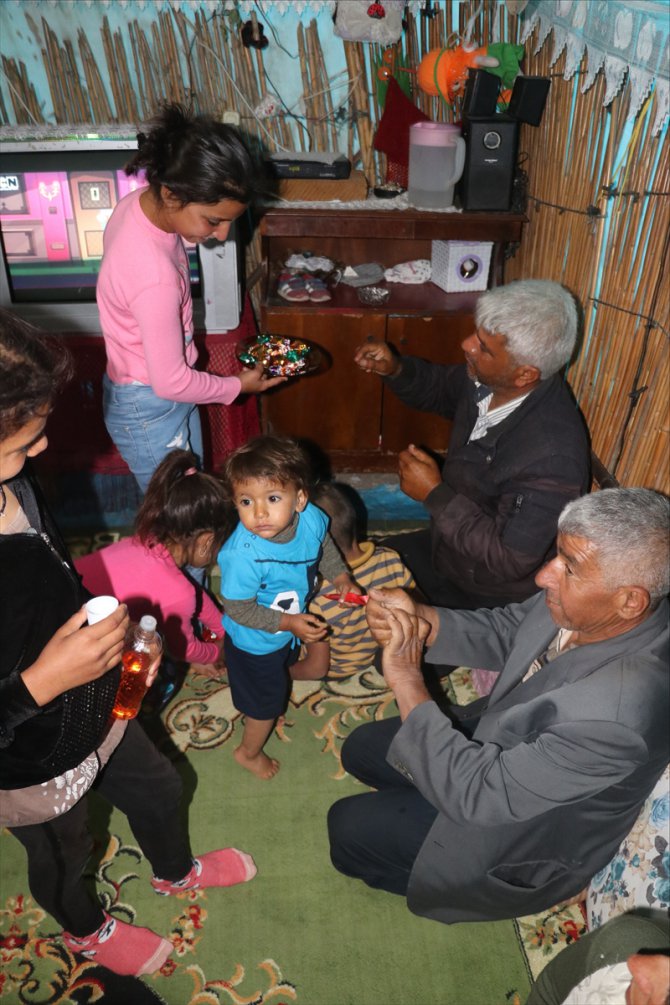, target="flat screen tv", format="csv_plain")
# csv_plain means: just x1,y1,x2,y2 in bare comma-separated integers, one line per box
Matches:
0,128,242,333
